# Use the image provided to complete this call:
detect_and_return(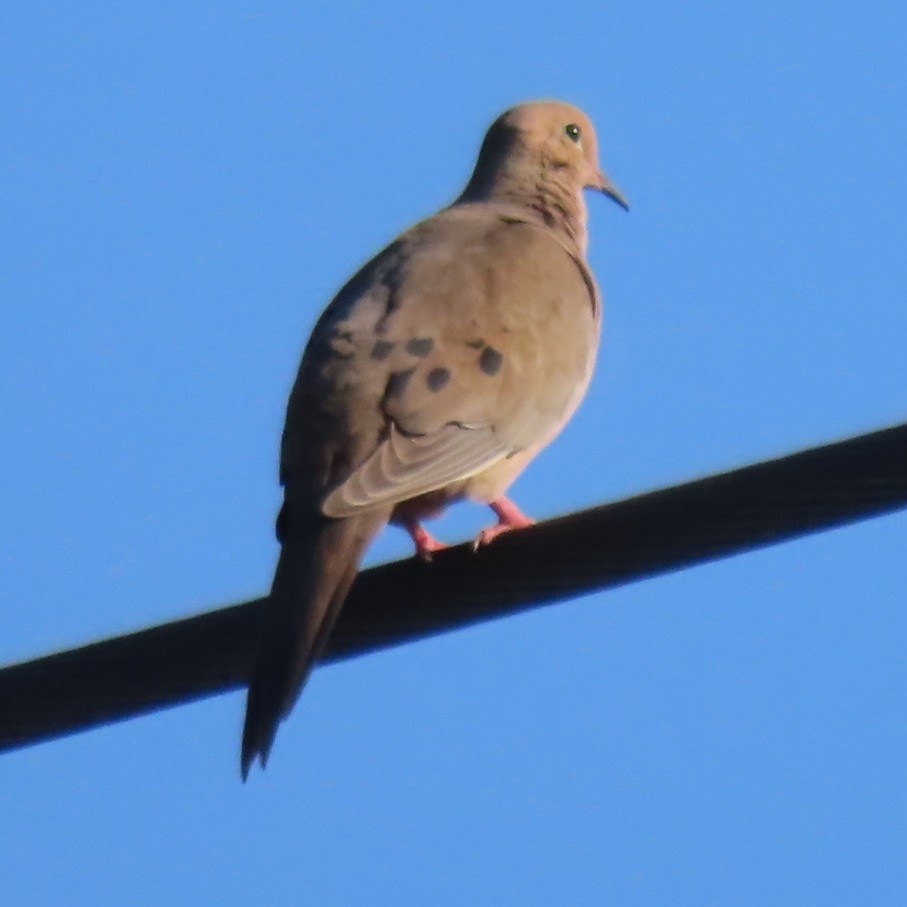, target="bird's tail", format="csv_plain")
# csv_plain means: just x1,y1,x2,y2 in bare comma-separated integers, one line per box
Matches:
241,511,385,779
